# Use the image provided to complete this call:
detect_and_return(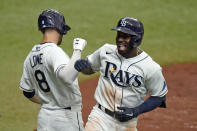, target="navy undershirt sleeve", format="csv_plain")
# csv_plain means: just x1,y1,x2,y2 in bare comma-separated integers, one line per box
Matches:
136,95,166,115
23,90,35,98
